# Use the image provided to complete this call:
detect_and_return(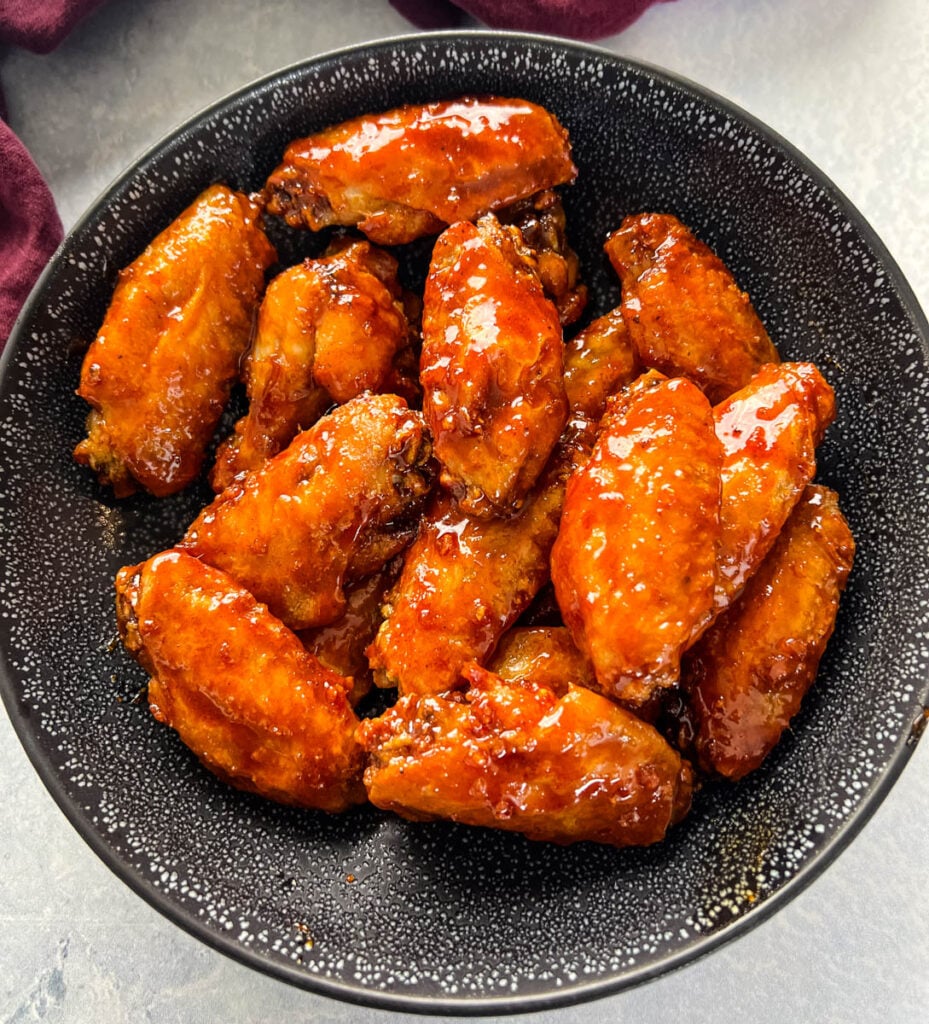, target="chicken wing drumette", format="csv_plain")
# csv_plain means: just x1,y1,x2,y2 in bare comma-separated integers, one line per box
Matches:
421,213,568,517
181,393,434,631
360,662,693,847
264,96,577,245
605,212,779,403
679,485,855,779
115,550,365,811
210,238,418,491
74,184,276,497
